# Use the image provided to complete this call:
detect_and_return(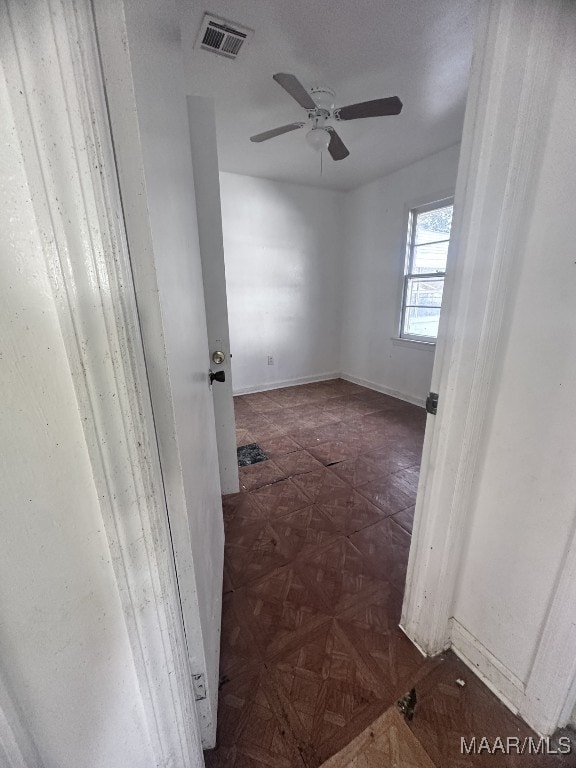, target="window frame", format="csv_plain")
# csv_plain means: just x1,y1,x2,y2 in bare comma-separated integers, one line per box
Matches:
399,196,454,343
